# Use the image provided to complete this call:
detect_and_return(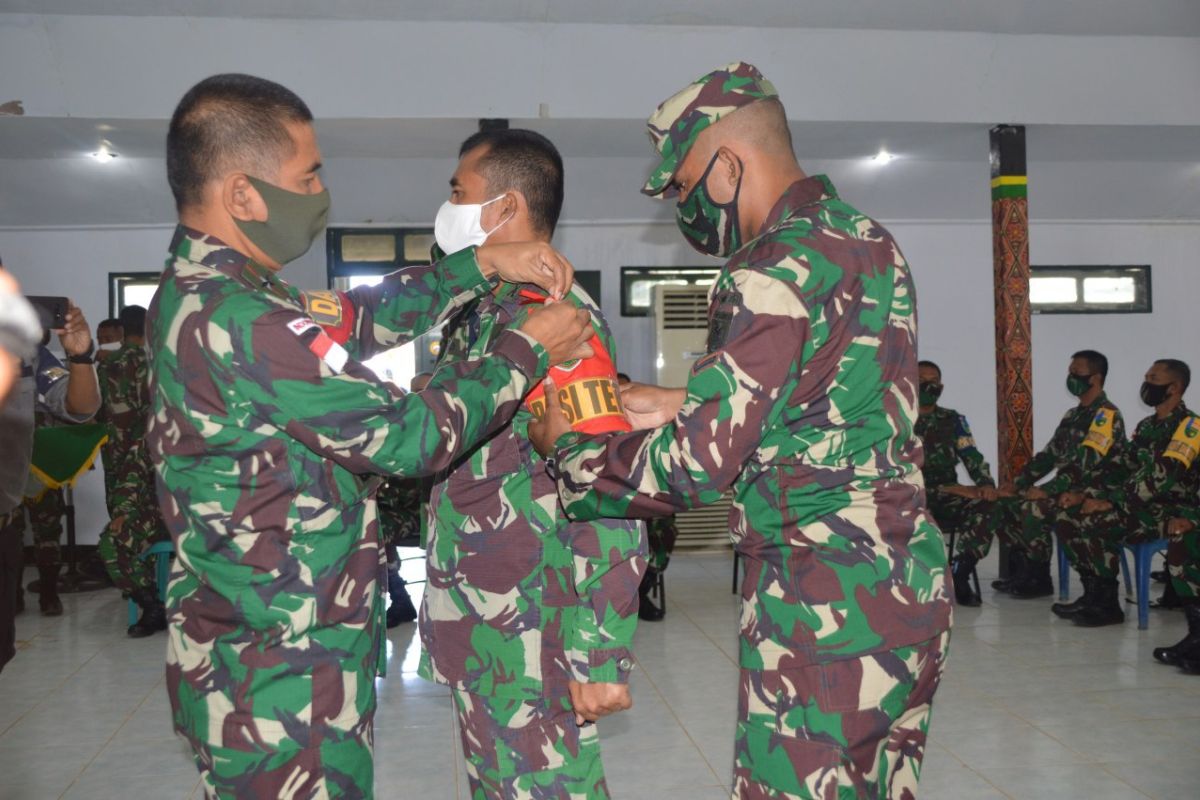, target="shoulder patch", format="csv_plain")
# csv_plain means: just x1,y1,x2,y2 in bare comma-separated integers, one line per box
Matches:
1163,415,1200,469
307,330,349,375
1081,408,1116,456
301,290,345,327
287,317,318,337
